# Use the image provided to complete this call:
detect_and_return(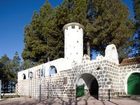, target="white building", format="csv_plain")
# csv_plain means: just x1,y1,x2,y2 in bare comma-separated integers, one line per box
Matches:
17,23,140,101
